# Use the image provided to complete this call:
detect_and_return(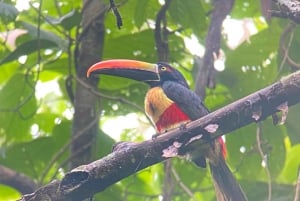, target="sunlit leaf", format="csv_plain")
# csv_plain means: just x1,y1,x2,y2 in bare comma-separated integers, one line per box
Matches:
0,184,21,201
